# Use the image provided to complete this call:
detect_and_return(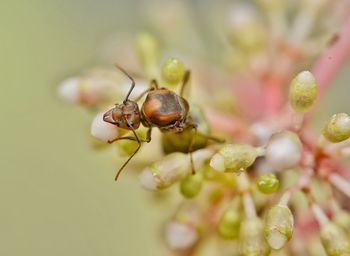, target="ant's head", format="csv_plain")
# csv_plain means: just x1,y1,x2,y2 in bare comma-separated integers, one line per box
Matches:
103,100,141,130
